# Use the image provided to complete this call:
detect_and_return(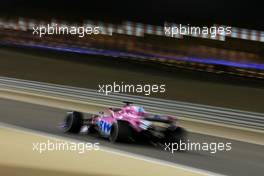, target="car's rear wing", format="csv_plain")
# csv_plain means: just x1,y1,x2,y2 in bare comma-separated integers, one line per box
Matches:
144,114,176,123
